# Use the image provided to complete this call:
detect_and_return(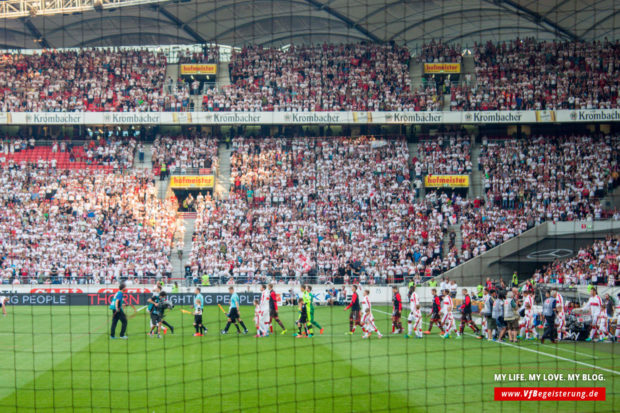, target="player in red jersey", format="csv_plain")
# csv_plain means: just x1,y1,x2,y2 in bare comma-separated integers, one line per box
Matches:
457,289,481,338
391,286,403,334
344,285,363,334
424,289,444,335
268,284,287,334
